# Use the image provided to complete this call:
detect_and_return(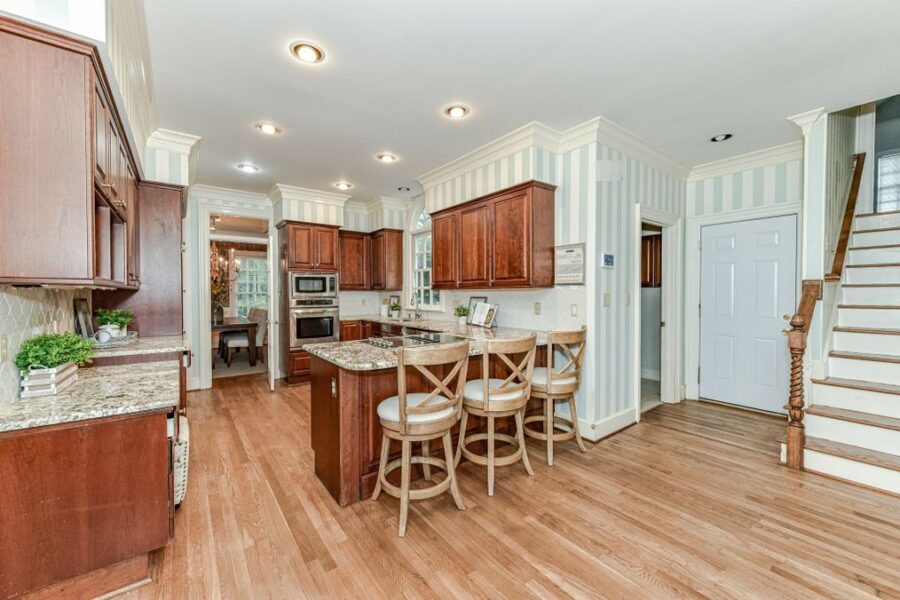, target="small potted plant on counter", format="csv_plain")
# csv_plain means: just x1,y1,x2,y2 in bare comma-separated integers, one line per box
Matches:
454,304,469,326
16,332,93,398
389,301,402,319
95,308,133,338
